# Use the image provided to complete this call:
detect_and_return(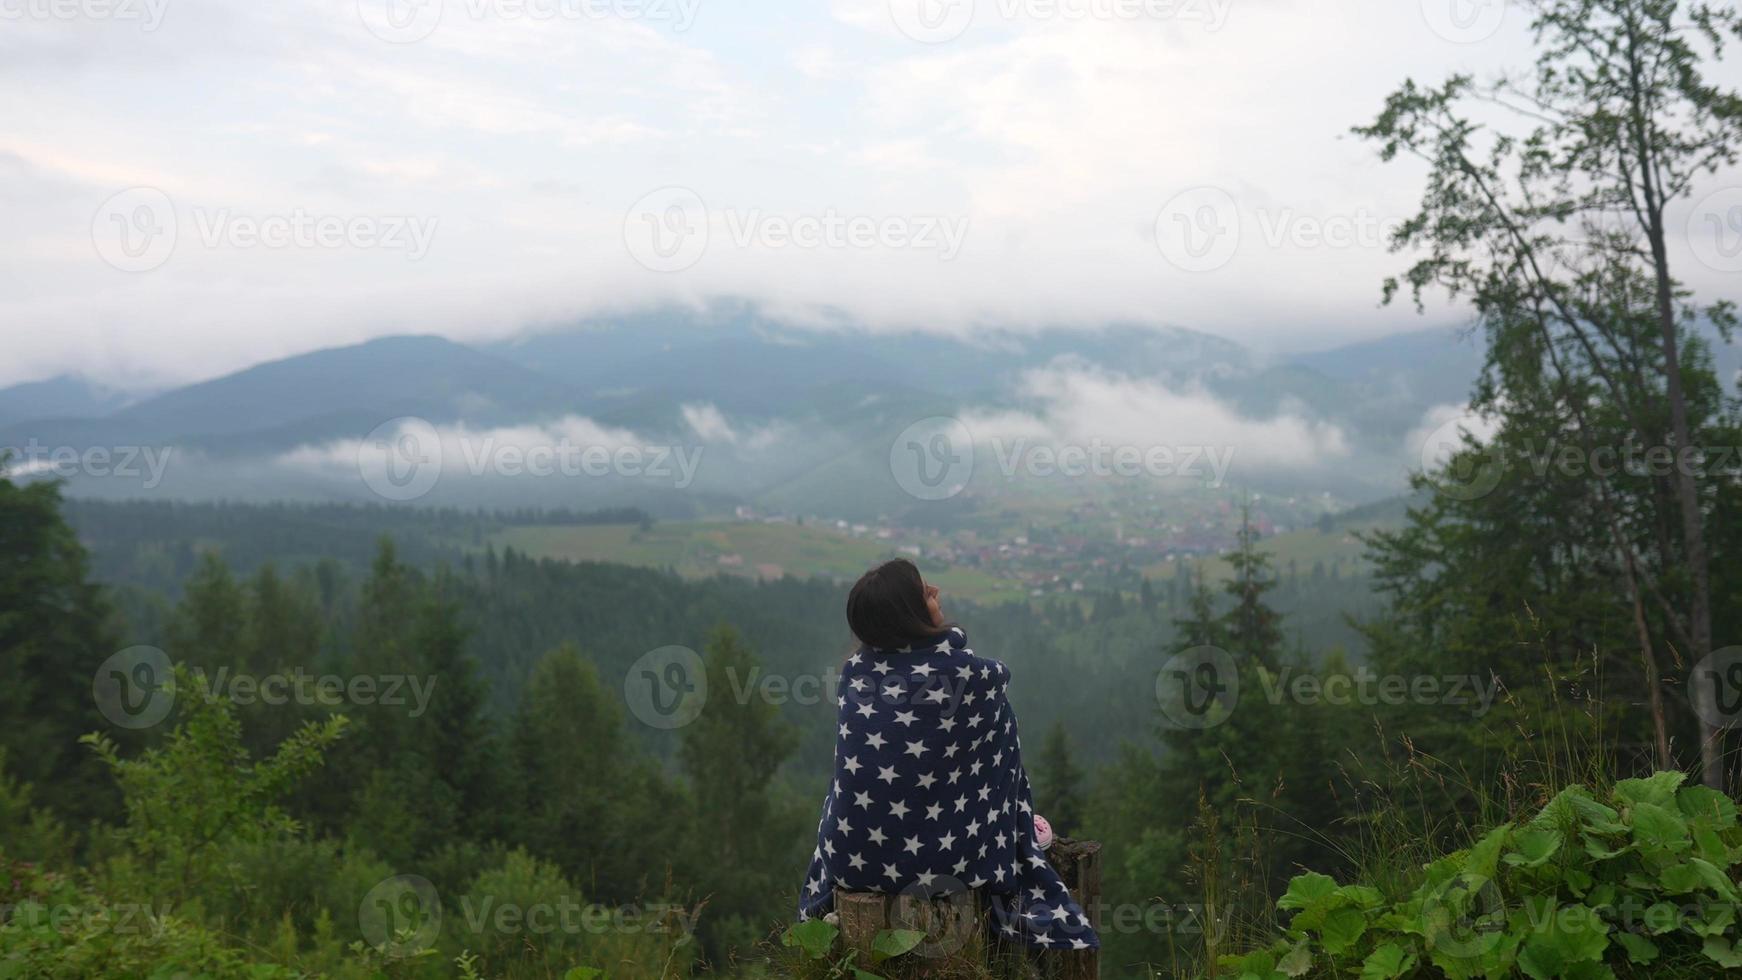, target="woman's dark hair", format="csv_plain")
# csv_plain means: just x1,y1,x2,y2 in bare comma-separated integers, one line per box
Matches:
846,559,948,651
